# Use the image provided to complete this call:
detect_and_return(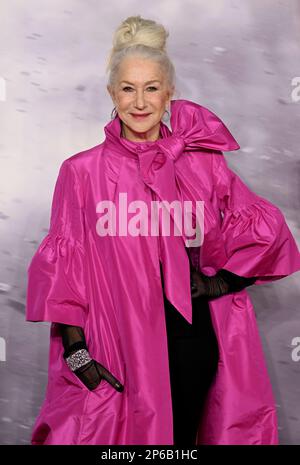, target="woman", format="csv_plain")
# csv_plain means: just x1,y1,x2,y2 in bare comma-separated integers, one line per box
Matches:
26,15,300,445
